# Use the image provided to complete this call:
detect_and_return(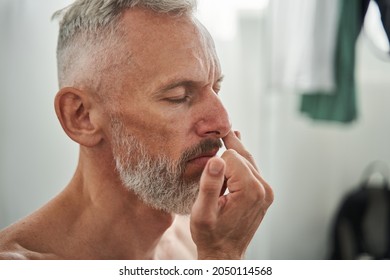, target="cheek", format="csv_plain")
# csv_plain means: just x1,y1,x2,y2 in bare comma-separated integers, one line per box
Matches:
125,109,191,156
